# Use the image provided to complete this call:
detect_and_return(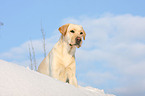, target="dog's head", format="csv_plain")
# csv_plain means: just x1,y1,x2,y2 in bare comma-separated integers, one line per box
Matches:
59,24,86,48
